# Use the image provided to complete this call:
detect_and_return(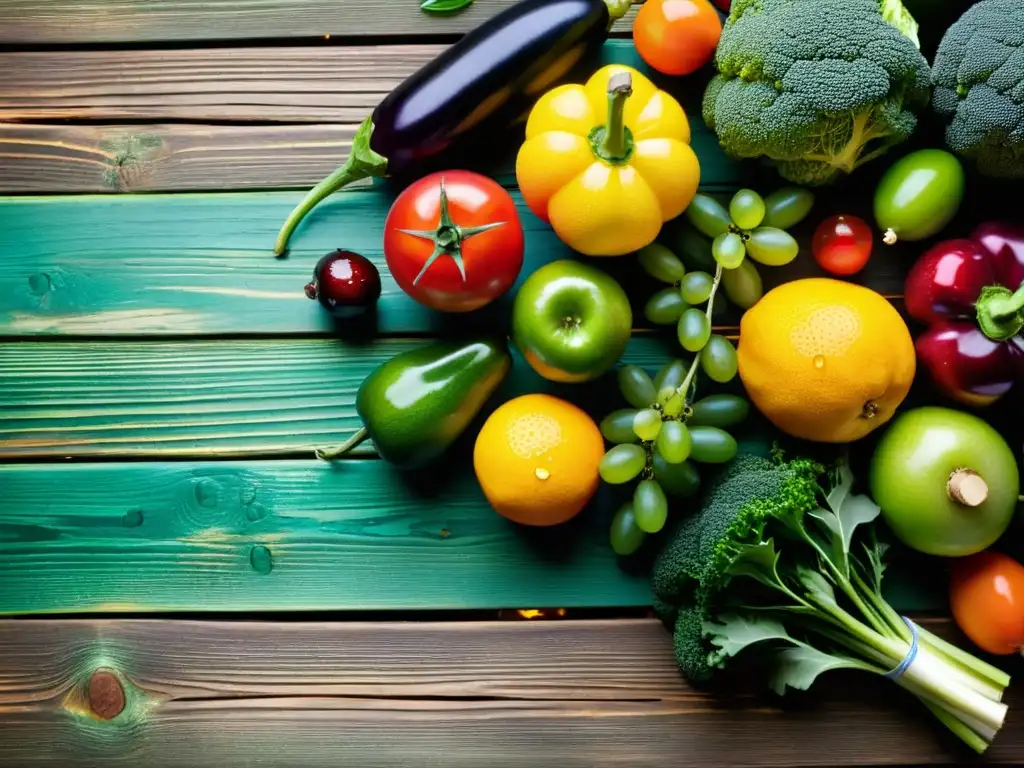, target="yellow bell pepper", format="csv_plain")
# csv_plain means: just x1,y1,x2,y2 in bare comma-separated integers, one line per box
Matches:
516,65,700,257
